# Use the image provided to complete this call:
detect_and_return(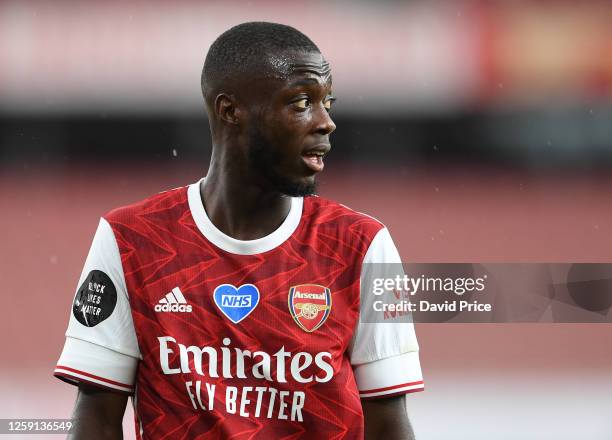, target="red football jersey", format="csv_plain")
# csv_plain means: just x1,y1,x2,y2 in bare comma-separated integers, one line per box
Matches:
55,179,424,439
